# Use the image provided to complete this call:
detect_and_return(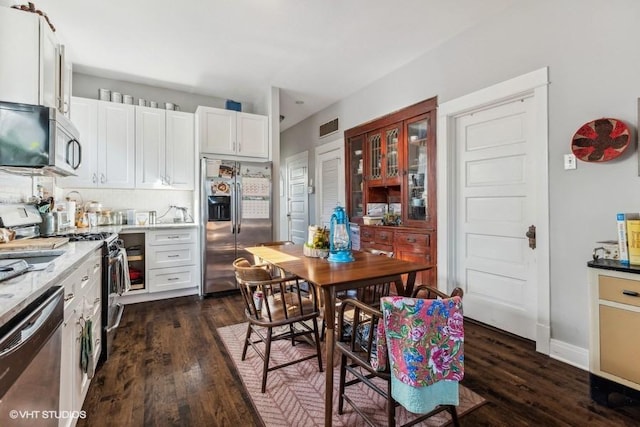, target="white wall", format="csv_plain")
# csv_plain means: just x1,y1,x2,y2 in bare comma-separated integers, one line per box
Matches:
281,0,640,353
